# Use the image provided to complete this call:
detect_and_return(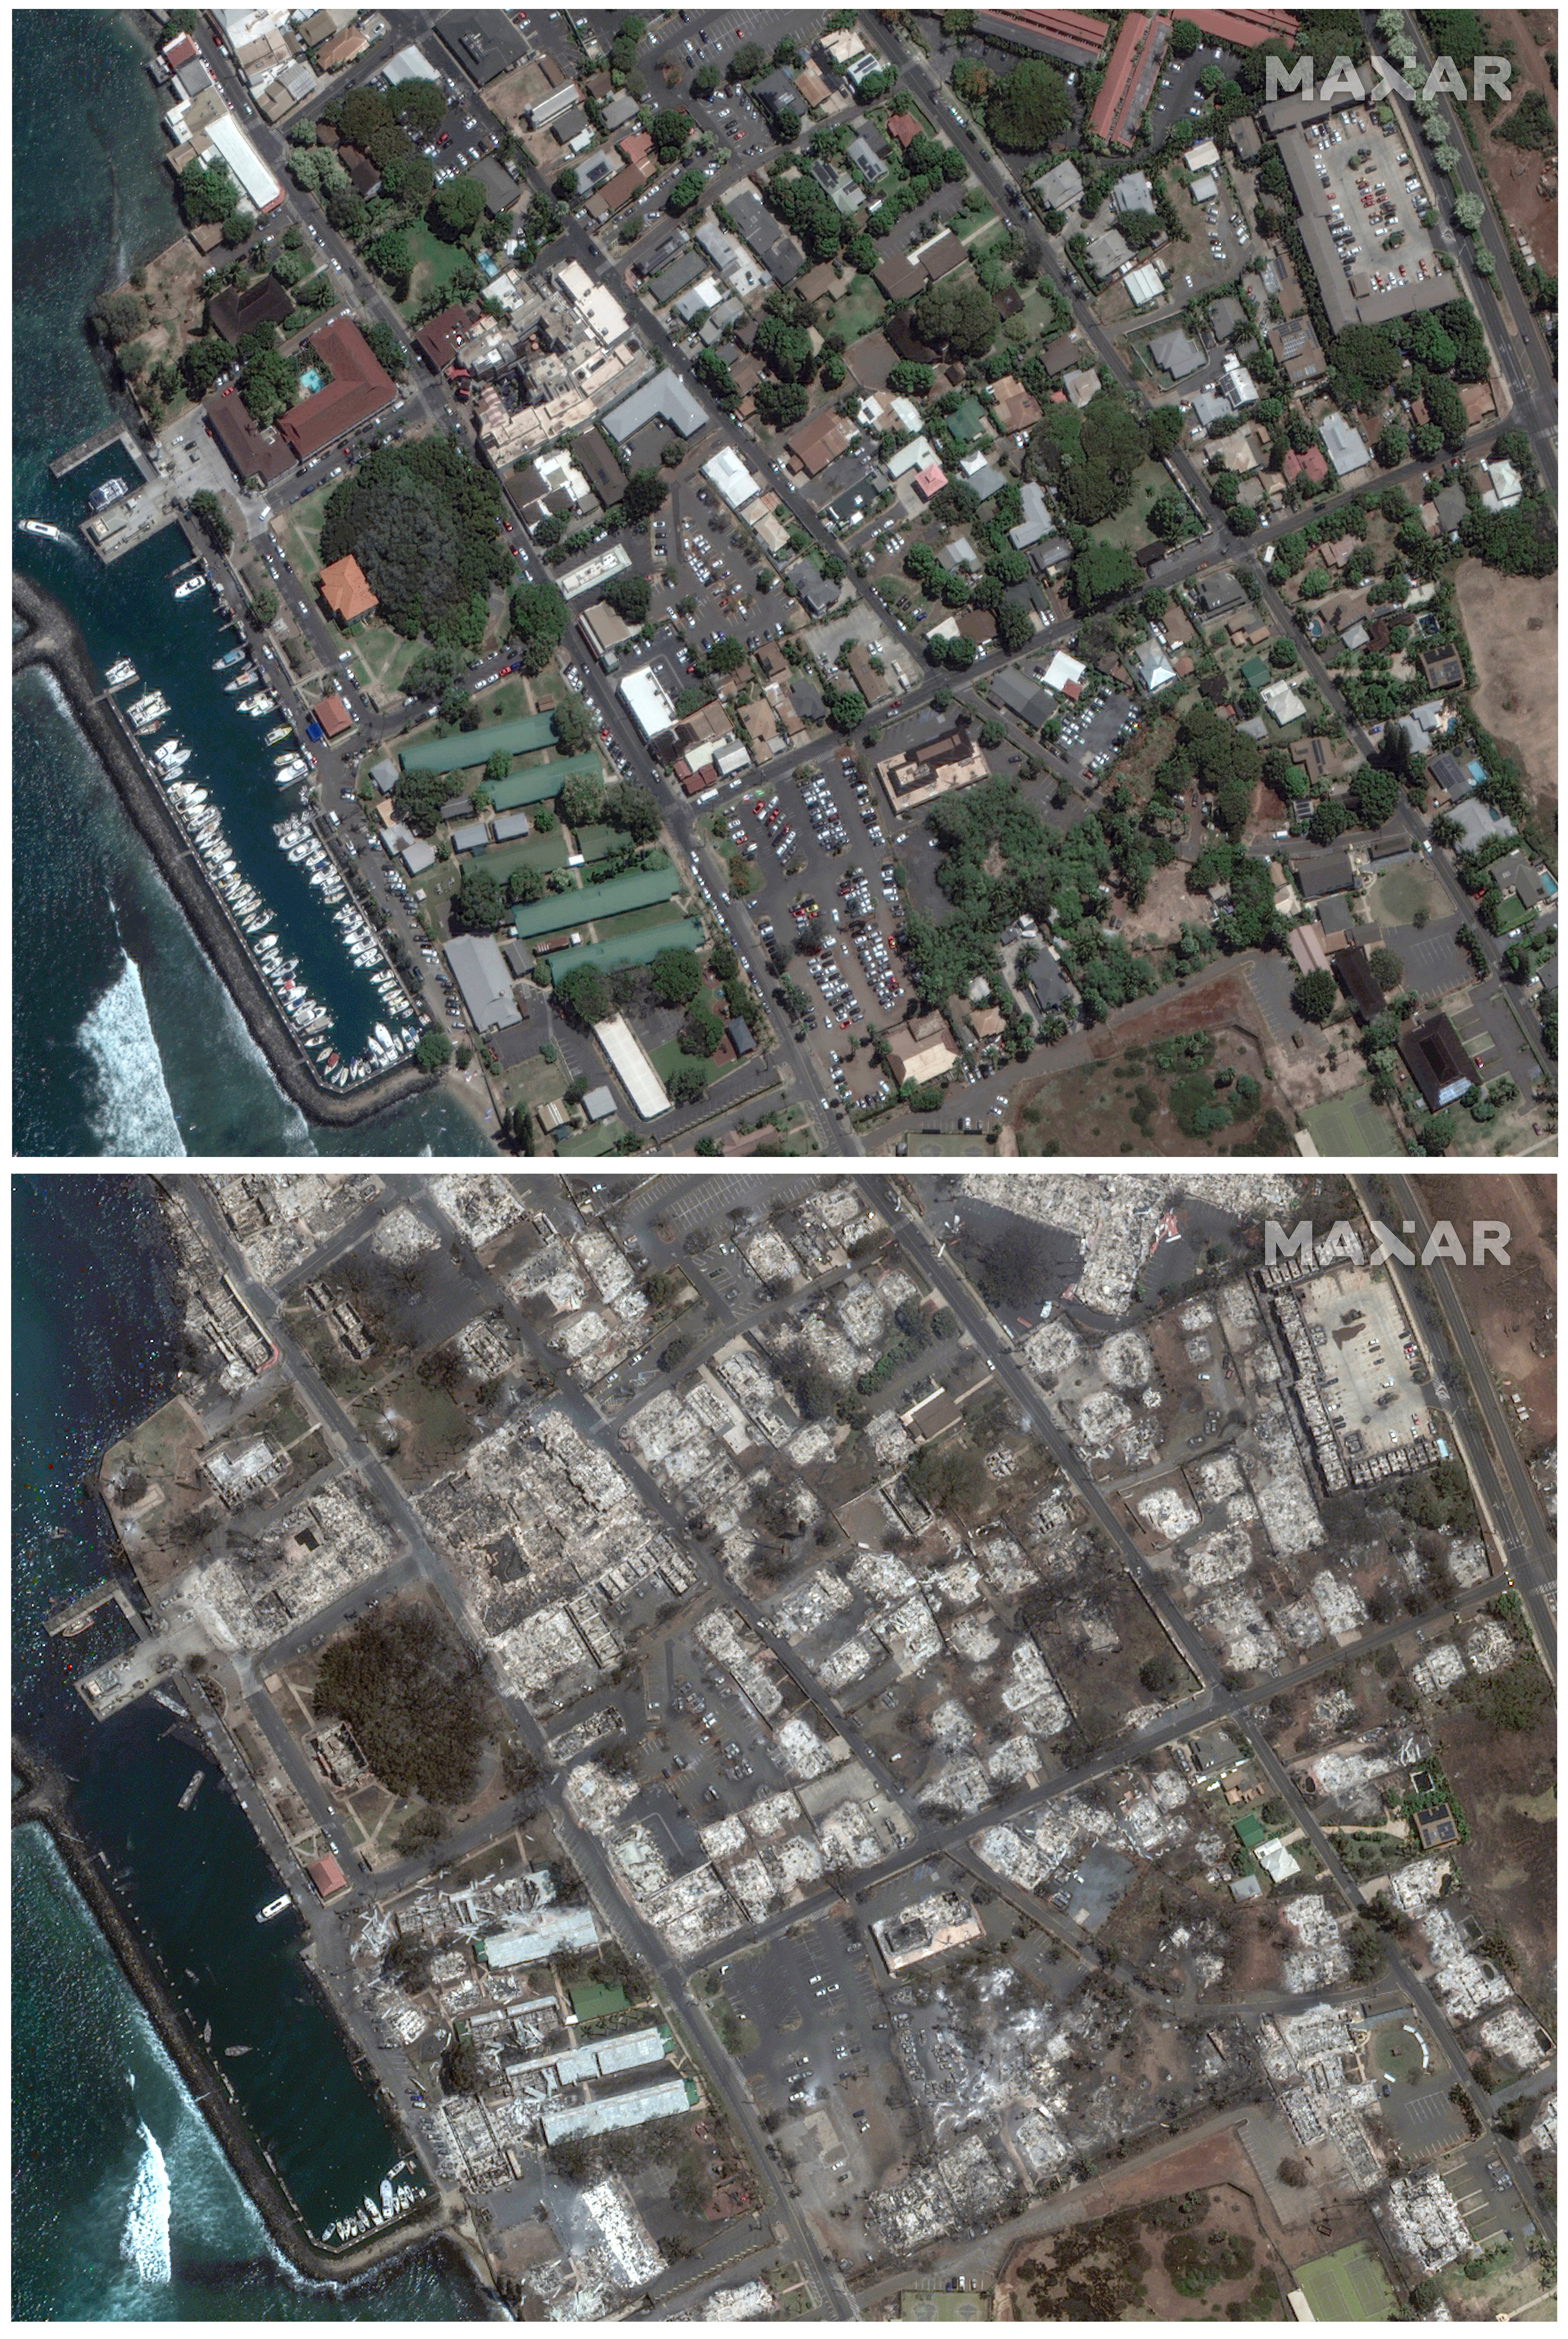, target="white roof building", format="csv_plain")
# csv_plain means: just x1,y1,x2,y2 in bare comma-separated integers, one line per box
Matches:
1261,677,1307,724
382,42,441,84
1042,649,1086,695
557,544,634,601
1256,1837,1301,1884
617,664,678,741
203,111,283,212
1133,638,1178,692
702,446,763,508
1123,262,1166,308
1190,170,1219,202
1321,410,1373,476
887,434,938,480
1184,138,1221,172
594,1013,673,1119
1222,353,1259,407
1480,457,1523,512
